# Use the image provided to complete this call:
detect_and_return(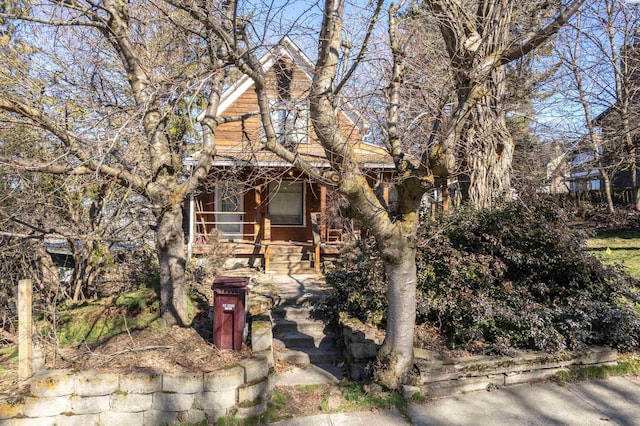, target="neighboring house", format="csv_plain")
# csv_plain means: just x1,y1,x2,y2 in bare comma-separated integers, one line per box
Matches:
562,129,637,201
566,39,640,202
543,144,570,194
184,37,394,273
565,147,605,194
554,136,636,202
